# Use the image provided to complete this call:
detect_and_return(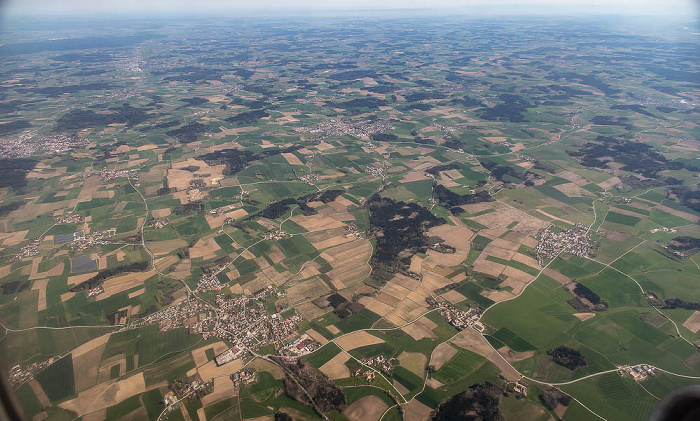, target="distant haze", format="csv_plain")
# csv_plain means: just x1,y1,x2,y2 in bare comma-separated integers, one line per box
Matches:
2,0,698,18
